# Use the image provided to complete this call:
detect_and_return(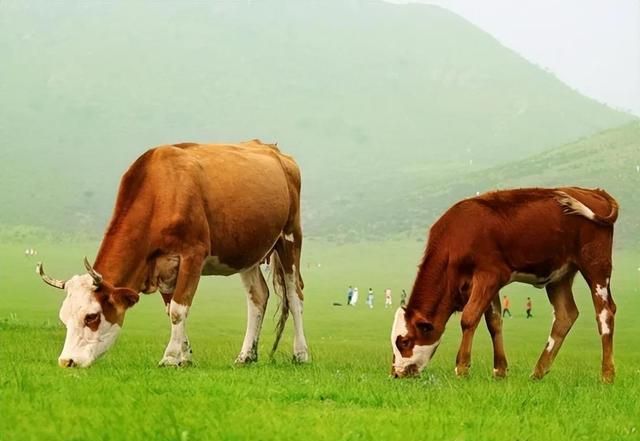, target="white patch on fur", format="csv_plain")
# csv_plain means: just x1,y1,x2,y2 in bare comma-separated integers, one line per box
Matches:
556,191,596,220
169,300,189,324
284,233,295,242
390,308,439,375
237,268,267,361
201,256,239,276
599,310,610,335
546,337,555,353
160,301,192,365
595,284,609,301
58,275,121,367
